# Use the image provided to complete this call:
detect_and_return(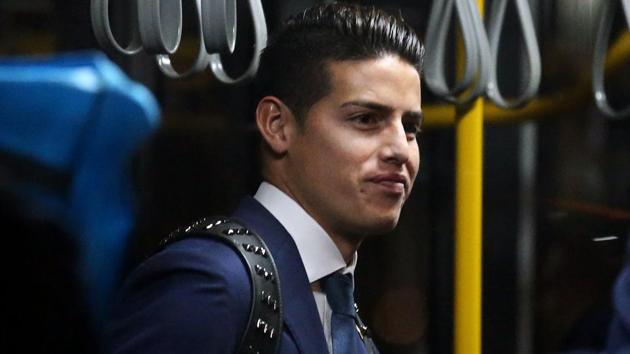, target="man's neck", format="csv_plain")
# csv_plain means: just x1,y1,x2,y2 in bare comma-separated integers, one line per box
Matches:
255,181,355,283
264,177,361,264
327,232,362,265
